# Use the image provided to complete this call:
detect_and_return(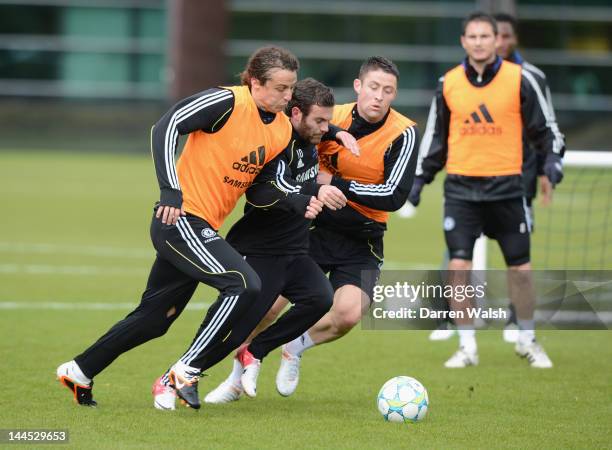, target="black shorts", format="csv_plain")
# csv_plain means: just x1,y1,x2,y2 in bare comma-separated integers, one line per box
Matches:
244,254,333,312
309,227,383,302
443,197,531,266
